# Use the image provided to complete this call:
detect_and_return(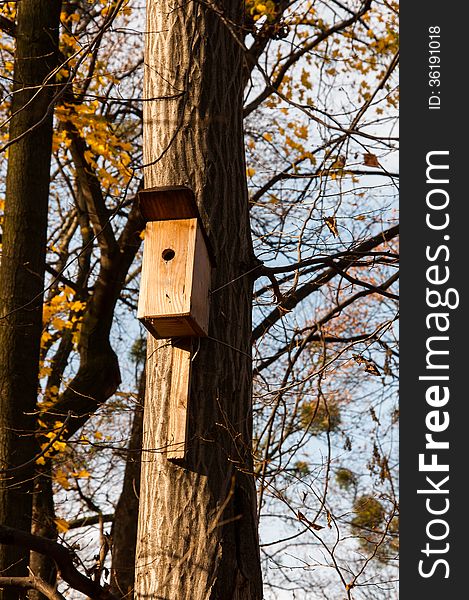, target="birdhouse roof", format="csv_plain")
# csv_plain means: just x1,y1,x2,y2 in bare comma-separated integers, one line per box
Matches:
138,186,200,221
